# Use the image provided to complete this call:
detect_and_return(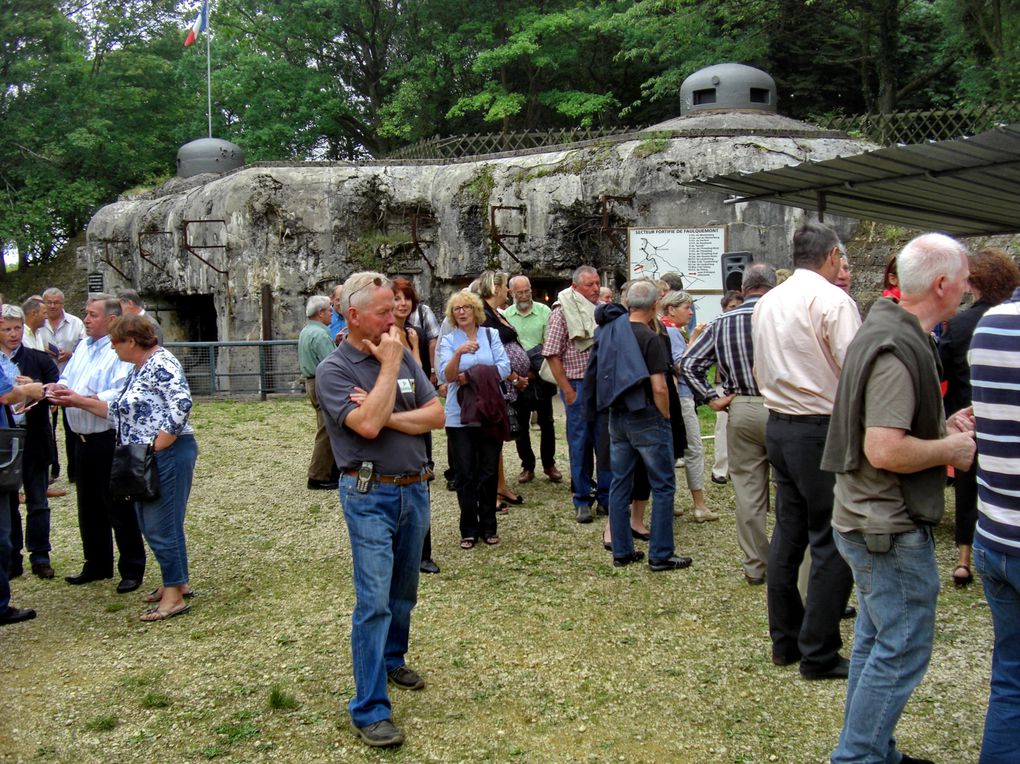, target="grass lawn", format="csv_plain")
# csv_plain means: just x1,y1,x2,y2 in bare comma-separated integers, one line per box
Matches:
0,398,992,763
